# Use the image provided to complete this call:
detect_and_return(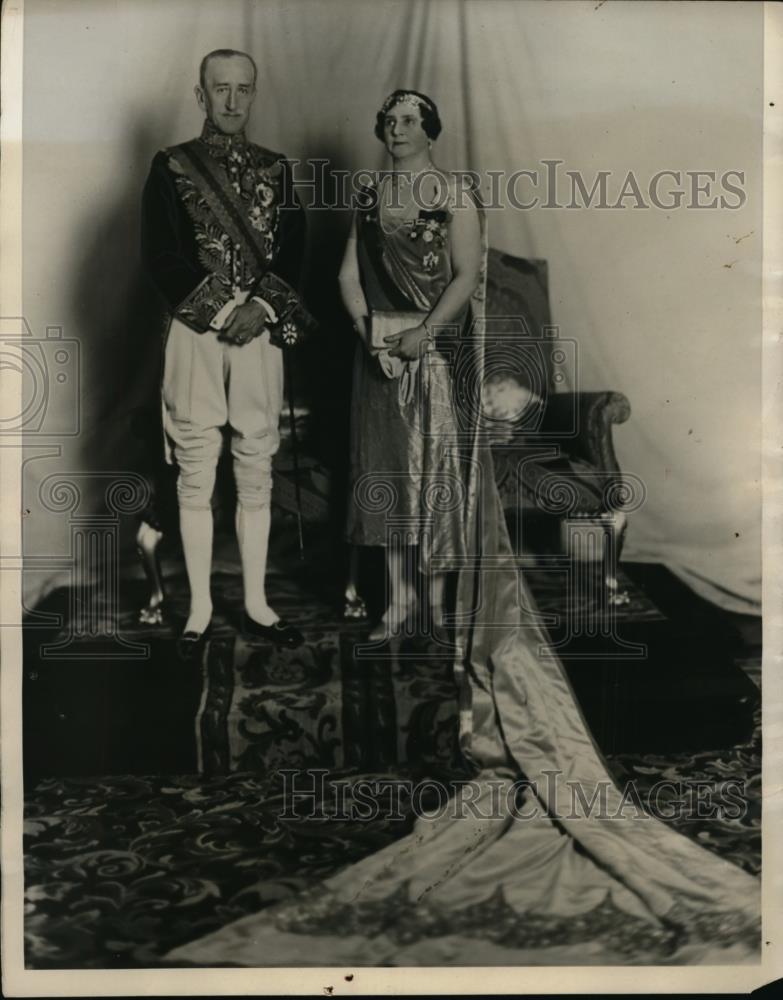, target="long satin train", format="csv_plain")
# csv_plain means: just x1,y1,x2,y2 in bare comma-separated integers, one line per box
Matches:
164,476,759,967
